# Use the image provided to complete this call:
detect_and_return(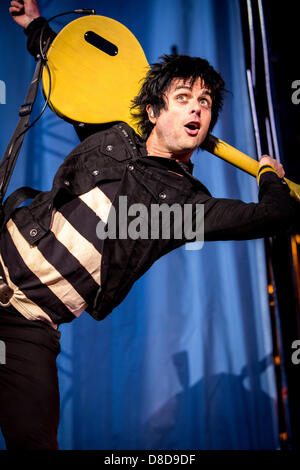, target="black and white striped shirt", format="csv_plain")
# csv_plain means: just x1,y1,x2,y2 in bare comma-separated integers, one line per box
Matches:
0,180,119,329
